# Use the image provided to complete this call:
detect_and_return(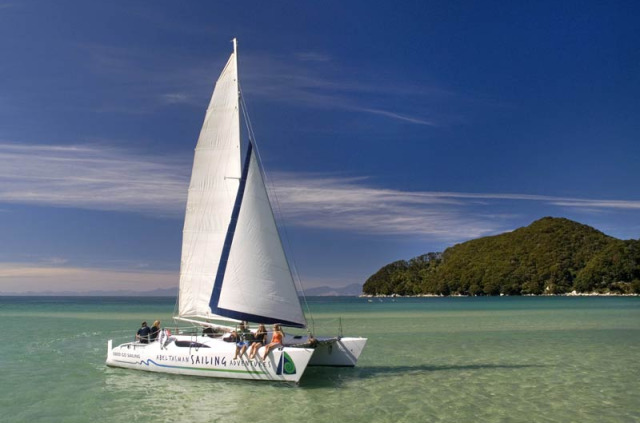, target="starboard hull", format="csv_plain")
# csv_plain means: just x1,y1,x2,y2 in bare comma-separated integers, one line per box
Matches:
308,337,368,367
